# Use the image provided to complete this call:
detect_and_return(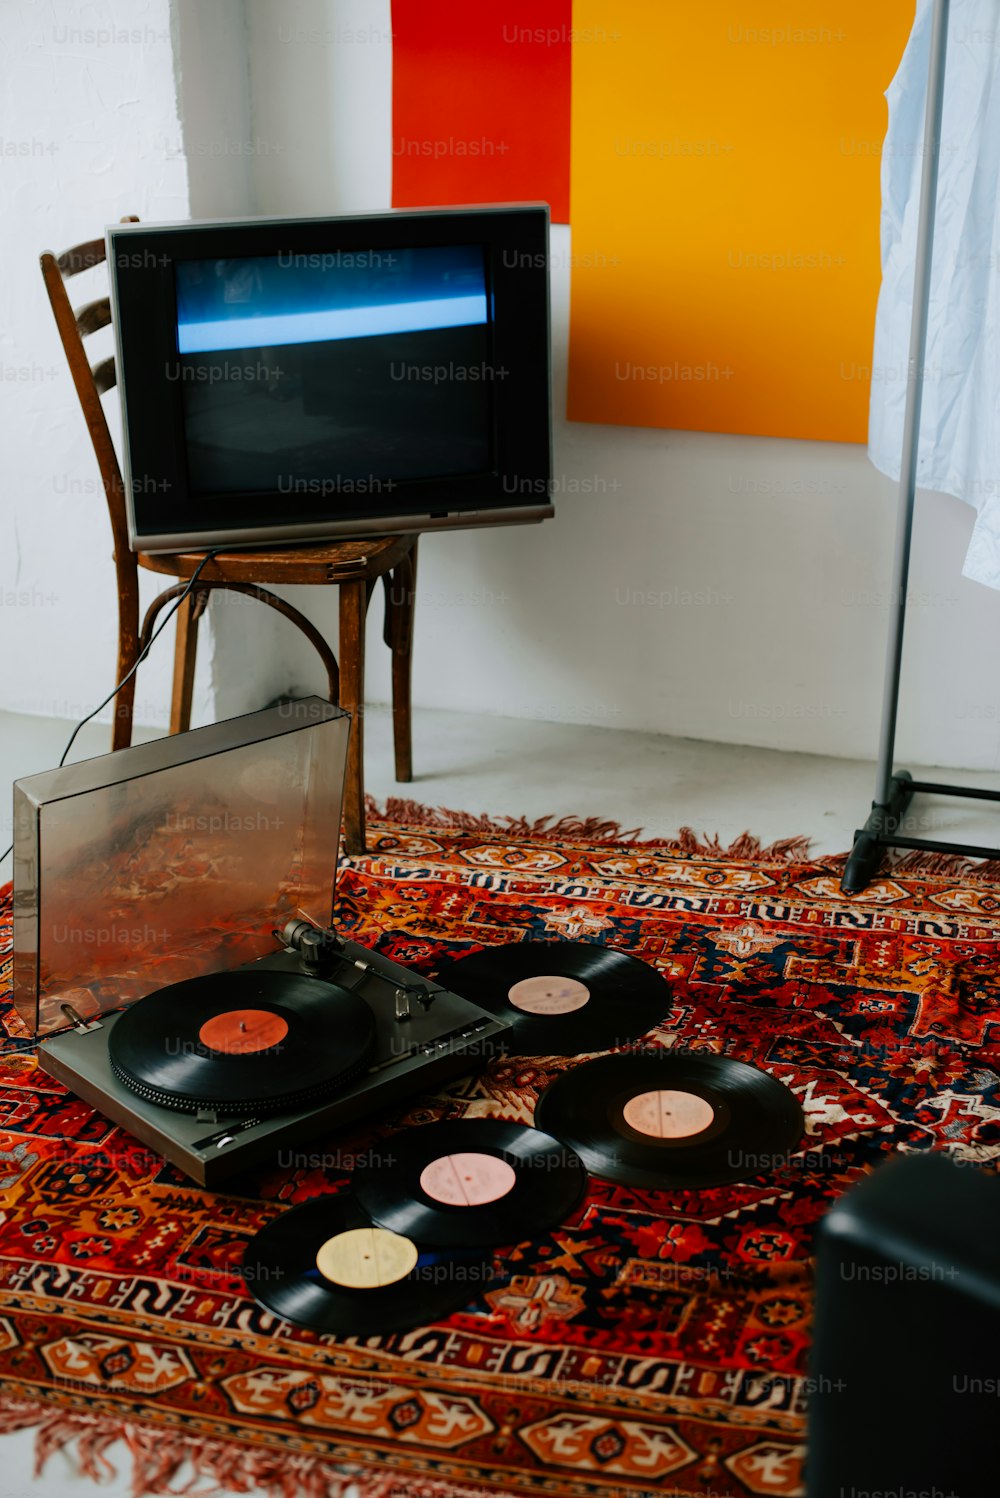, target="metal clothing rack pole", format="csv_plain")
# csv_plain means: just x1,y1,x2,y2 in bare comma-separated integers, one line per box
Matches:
840,0,1000,893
